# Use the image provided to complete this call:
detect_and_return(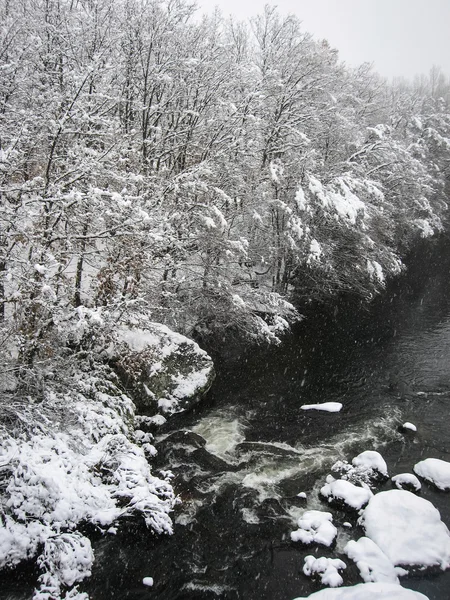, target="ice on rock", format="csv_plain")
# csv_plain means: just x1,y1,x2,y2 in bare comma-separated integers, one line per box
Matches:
320,479,373,510
291,510,337,547
303,555,346,587
360,490,450,570
344,536,399,583
391,473,421,492
414,458,450,491
292,582,429,599
351,451,388,478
